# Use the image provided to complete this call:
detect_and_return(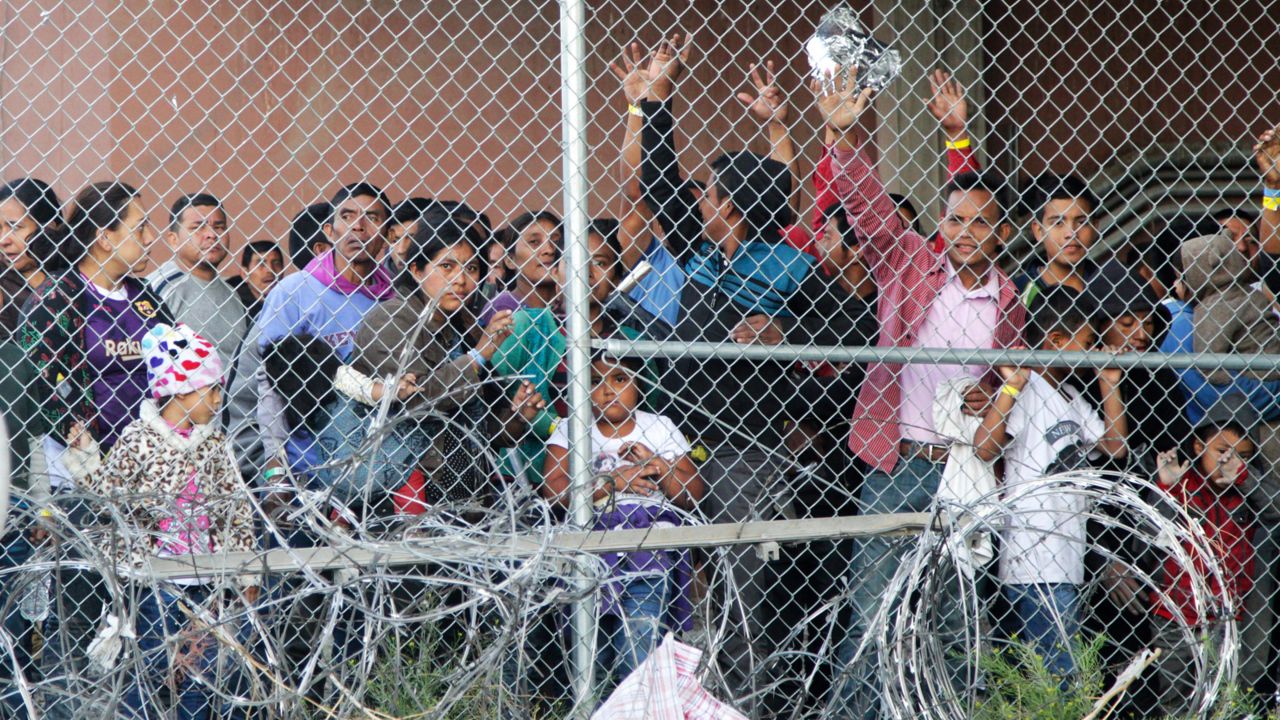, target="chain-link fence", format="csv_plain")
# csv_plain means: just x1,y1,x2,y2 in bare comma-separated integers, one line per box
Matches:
2,0,1280,718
